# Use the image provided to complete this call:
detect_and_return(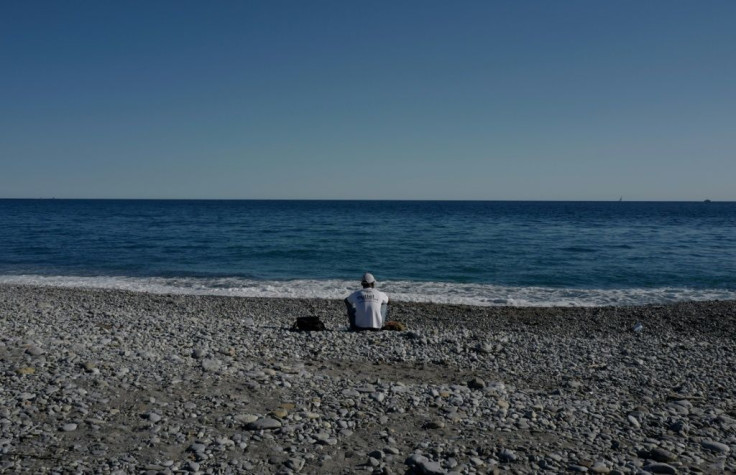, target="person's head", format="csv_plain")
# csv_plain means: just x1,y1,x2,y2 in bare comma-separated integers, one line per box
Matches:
361,272,376,288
